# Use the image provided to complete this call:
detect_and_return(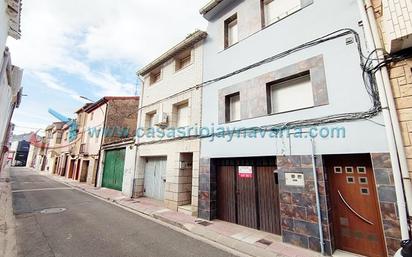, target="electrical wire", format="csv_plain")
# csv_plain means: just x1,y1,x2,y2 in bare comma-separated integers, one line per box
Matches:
136,28,386,145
